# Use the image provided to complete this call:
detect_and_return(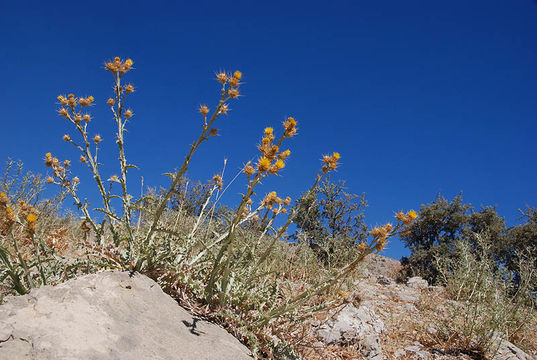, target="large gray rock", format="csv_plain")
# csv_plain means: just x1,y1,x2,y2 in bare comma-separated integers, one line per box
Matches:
317,304,384,360
0,271,252,360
